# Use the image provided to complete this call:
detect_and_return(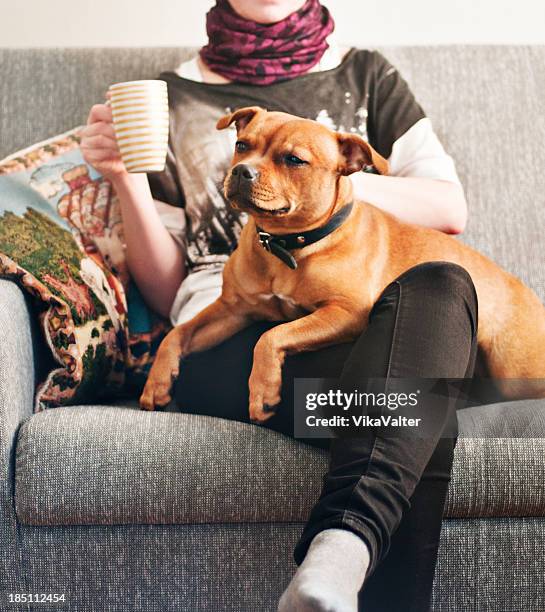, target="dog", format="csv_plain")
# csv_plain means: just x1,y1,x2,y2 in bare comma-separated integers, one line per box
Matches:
140,106,545,420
